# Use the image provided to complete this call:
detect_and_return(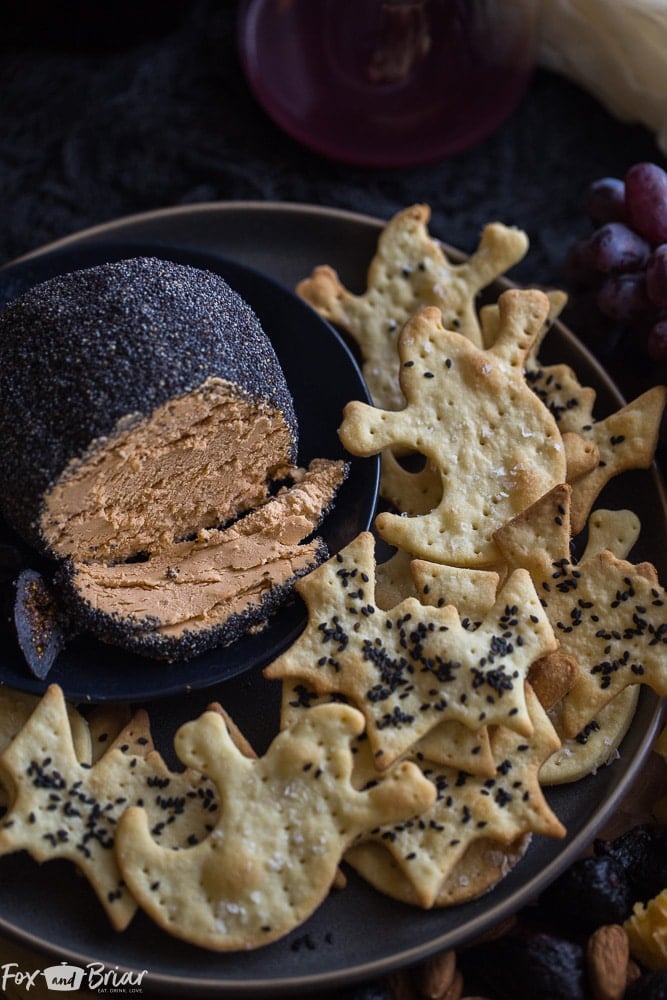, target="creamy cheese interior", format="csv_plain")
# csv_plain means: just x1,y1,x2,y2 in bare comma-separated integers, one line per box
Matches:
67,458,347,641
40,377,295,564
